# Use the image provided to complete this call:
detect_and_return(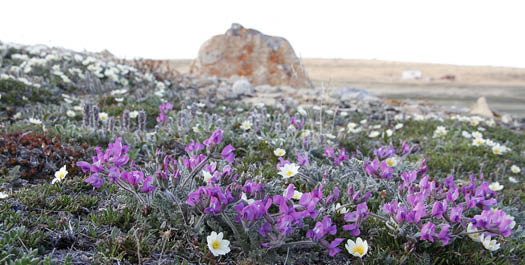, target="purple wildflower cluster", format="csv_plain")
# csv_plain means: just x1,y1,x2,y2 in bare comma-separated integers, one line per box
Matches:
324,147,349,166
382,163,513,245
77,137,155,194
156,102,173,125
363,143,414,179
